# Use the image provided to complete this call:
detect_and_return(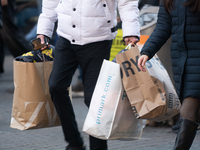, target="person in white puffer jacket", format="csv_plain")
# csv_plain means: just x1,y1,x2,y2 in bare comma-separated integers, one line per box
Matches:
36,0,140,150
